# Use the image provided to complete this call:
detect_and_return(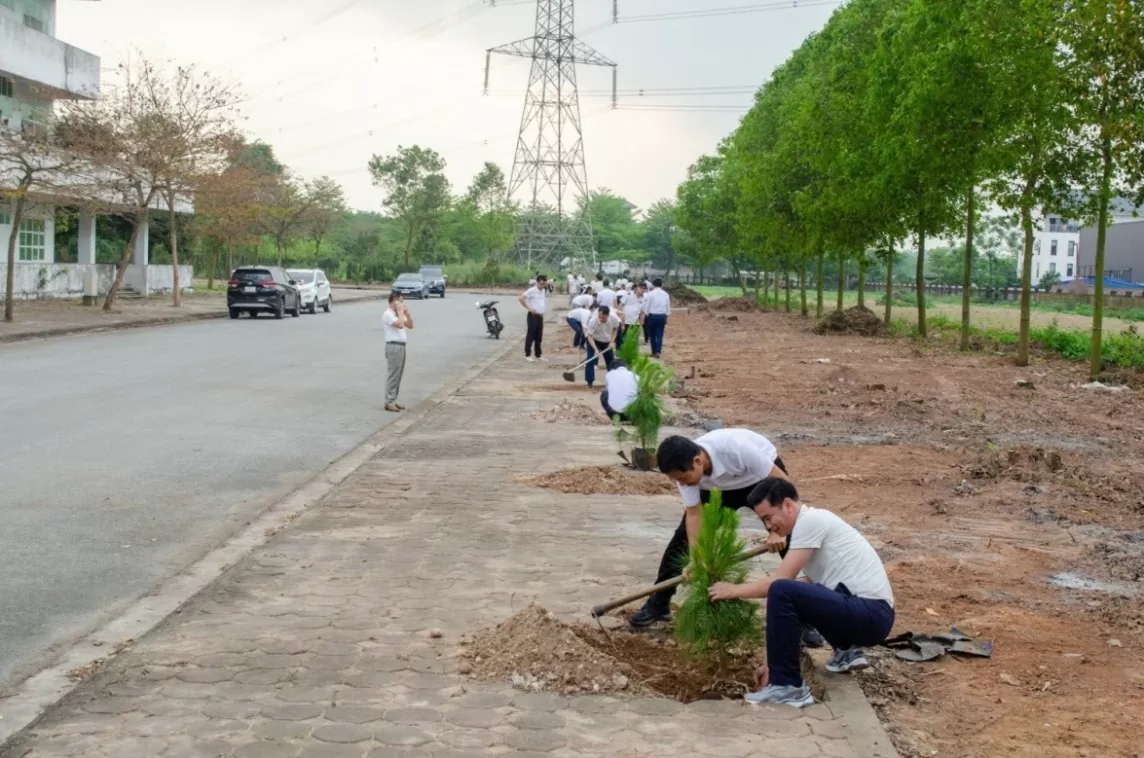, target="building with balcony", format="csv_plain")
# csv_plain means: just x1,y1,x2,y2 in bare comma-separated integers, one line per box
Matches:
1021,198,1144,285
0,0,192,299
